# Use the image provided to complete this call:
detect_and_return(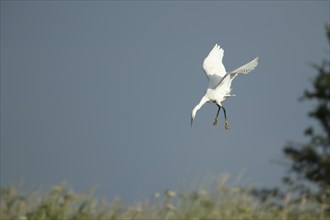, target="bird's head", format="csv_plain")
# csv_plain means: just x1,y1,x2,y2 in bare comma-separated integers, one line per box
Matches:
191,110,197,127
